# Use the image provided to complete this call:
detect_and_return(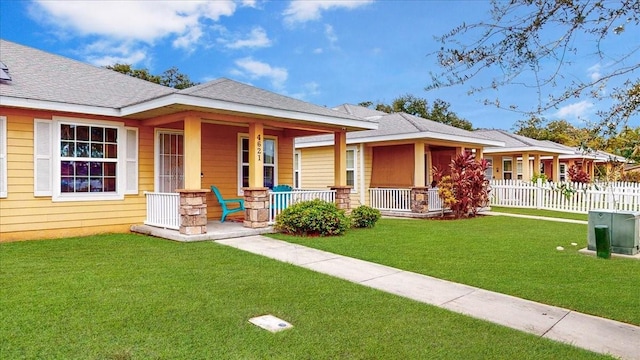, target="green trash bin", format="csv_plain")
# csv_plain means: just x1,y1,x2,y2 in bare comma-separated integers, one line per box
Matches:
594,225,611,259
